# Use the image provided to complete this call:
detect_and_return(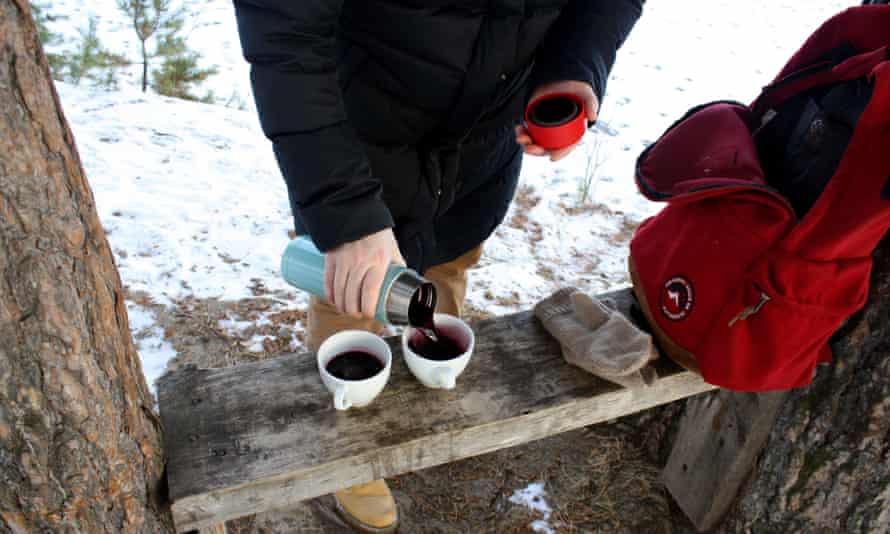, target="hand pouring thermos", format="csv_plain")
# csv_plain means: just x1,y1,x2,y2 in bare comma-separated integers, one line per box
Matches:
281,236,437,327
